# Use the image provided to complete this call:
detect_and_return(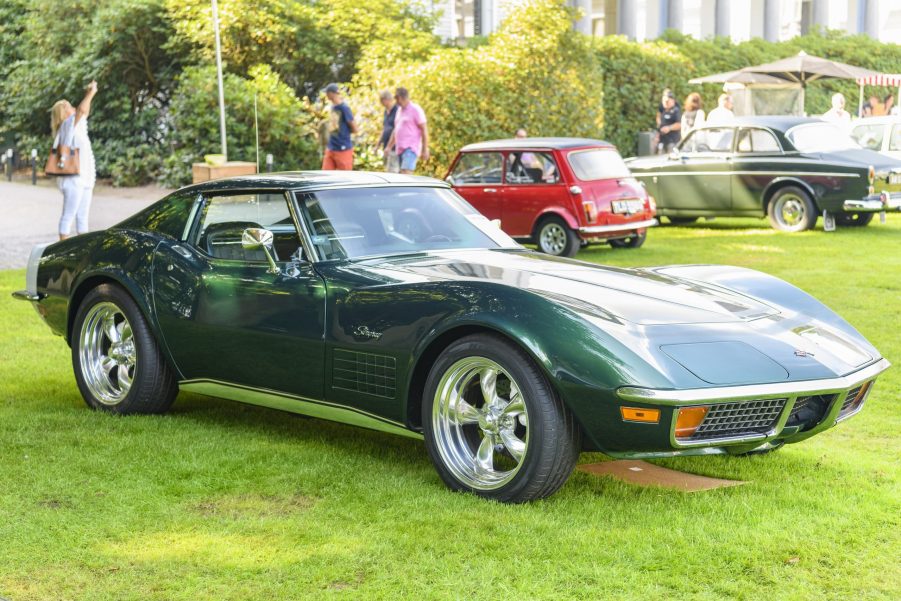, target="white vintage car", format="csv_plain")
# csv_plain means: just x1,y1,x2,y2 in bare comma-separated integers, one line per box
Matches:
850,116,901,161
